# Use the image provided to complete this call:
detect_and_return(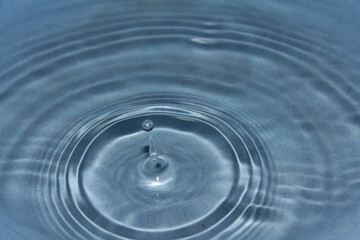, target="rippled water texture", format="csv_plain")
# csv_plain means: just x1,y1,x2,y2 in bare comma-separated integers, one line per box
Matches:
1,1,360,239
